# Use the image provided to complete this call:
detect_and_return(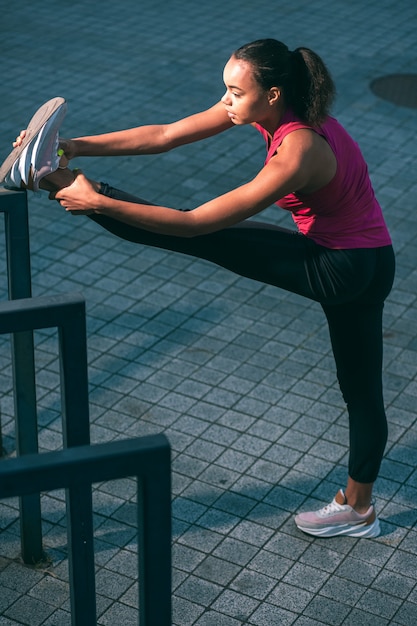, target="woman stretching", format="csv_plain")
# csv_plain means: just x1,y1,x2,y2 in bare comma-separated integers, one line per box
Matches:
1,39,395,538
